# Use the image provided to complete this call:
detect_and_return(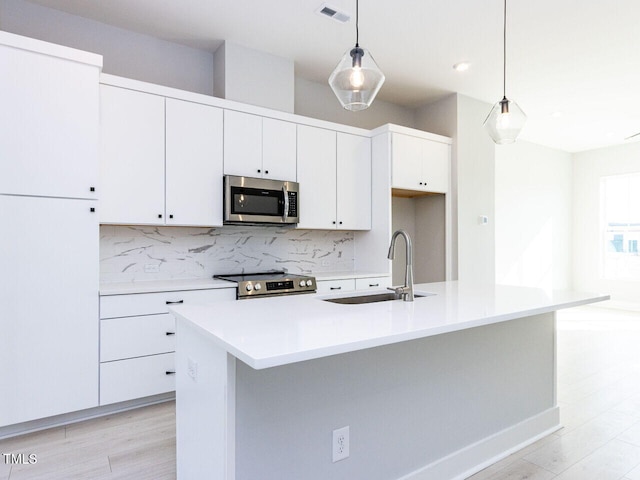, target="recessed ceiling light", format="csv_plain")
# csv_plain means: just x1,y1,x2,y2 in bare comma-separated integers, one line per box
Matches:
551,111,563,118
453,62,470,72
